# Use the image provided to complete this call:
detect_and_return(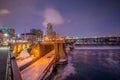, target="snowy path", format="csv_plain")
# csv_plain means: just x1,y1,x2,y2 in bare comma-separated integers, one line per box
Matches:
20,50,55,80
